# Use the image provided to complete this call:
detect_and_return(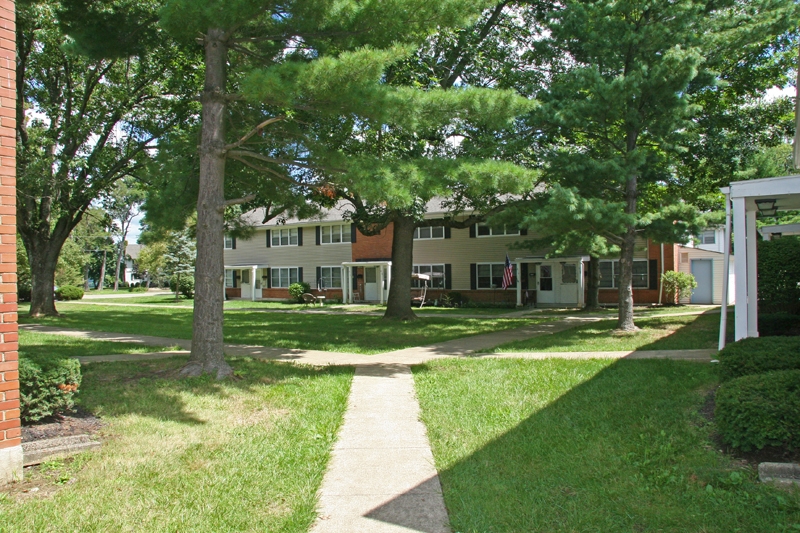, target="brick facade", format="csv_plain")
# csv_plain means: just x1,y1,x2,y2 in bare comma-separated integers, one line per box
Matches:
0,0,20,485
352,223,393,261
